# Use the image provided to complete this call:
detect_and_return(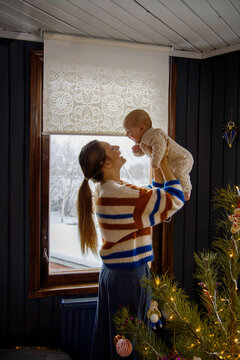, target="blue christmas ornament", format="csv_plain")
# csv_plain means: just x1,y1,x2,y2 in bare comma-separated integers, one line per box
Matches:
222,111,239,148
